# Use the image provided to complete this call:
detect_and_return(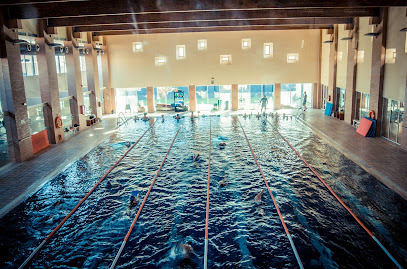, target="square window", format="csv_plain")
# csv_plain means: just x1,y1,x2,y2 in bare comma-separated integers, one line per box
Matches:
132,42,143,52
264,43,273,58
287,53,299,63
242,38,251,49
220,55,232,65
176,45,186,59
155,56,167,66
198,39,207,50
